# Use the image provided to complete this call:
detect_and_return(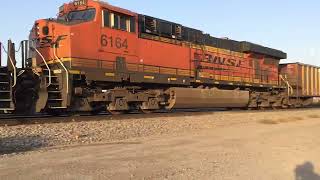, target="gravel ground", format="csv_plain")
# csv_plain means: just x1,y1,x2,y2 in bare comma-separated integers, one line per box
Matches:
0,109,320,180
1,109,319,156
